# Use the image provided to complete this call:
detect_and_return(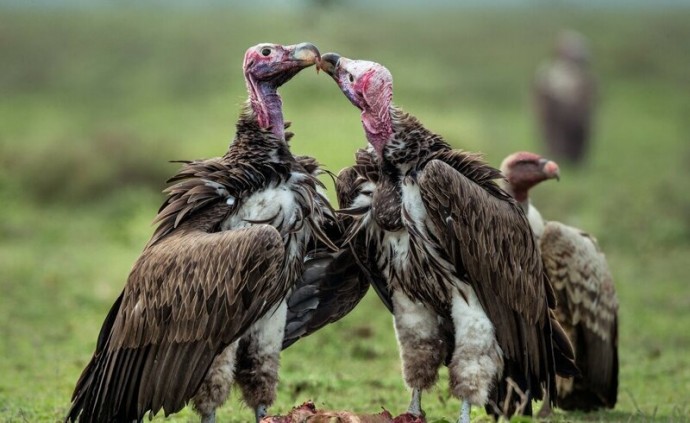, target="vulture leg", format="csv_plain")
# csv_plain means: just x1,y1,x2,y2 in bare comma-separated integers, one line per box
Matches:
255,404,268,423
392,292,445,417
235,300,288,419
448,289,503,418
458,399,471,423
537,389,553,418
407,388,423,416
192,341,240,421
